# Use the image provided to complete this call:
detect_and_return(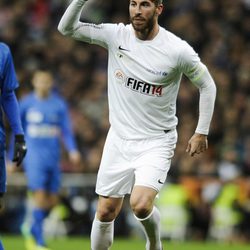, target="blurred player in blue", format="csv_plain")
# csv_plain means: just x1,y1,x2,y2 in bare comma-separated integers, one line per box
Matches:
0,42,27,250
19,68,81,250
